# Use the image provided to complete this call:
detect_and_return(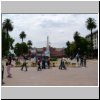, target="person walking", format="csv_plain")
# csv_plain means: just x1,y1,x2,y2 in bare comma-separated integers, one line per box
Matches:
80,56,83,67
21,56,28,71
37,58,42,71
47,57,50,69
59,57,66,70
76,53,79,63
83,55,87,67
6,56,13,78
42,58,46,69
